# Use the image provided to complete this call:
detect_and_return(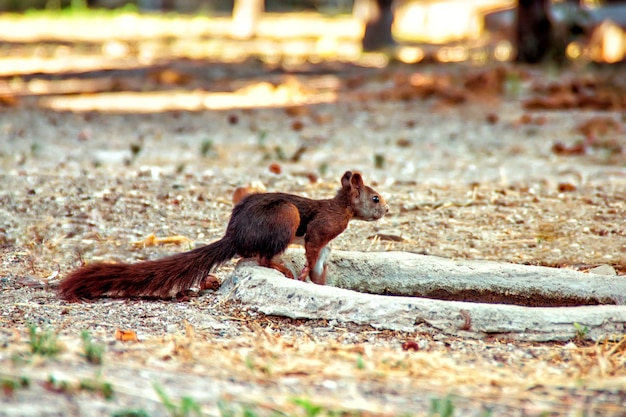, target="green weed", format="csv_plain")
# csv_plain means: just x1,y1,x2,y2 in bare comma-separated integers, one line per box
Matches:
200,139,214,157
574,322,589,340
355,354,365,370
30,142,42,158
44,373,113,399
28,325,61,357
24,2,138,17
242,406,261,417
112,410,151,417
69,0,88,10
374,153,385,169
292,398,323,417
1,375,30,396
504,72,523,98
153,383,202,417
130,143,142,161
257,130,269,148
274,145,287,161
217,400,264,417
318,162,328,177
429,395,455,417
81,330,104,365
79,375,114,399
